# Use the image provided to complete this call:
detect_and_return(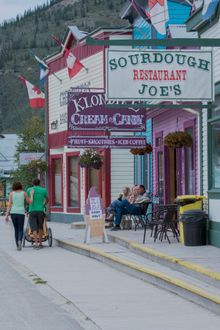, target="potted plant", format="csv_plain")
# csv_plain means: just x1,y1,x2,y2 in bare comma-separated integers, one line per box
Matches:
164,131,193,148
129,143,153,156
79,149,103,169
